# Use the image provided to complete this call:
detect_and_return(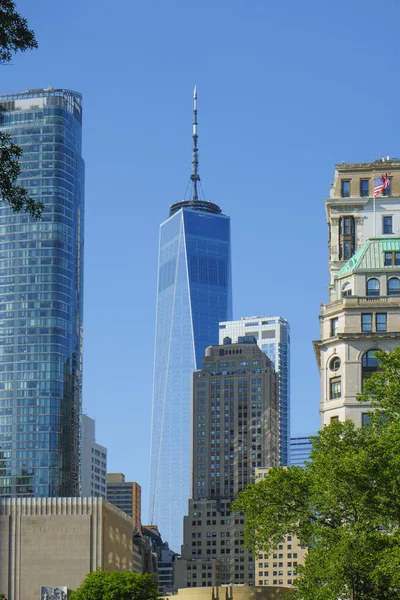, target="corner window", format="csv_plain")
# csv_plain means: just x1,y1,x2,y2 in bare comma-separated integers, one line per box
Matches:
342,282,352,297
382,216,393,234
376,313,387,332
330,377,341,399
361,314,372,333
331,318,338,336
388,277,400,296
341,180,350,197
360,179,369,197
366,278,380,297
